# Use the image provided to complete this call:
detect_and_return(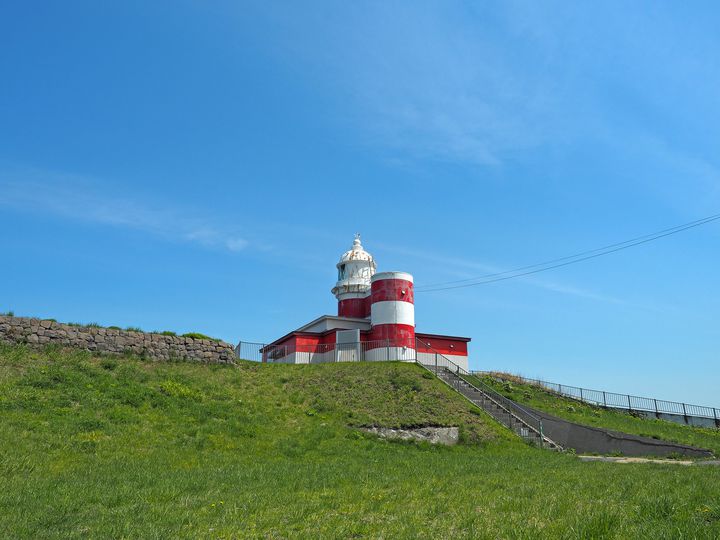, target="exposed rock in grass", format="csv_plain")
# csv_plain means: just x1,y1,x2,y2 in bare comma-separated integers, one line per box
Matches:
361,426,459,445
